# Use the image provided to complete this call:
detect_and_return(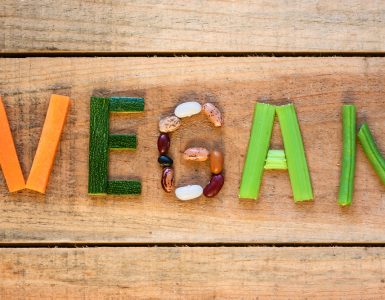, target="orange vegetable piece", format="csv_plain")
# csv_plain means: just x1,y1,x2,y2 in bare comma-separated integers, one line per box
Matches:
0,97,25,192
26,94,70,193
